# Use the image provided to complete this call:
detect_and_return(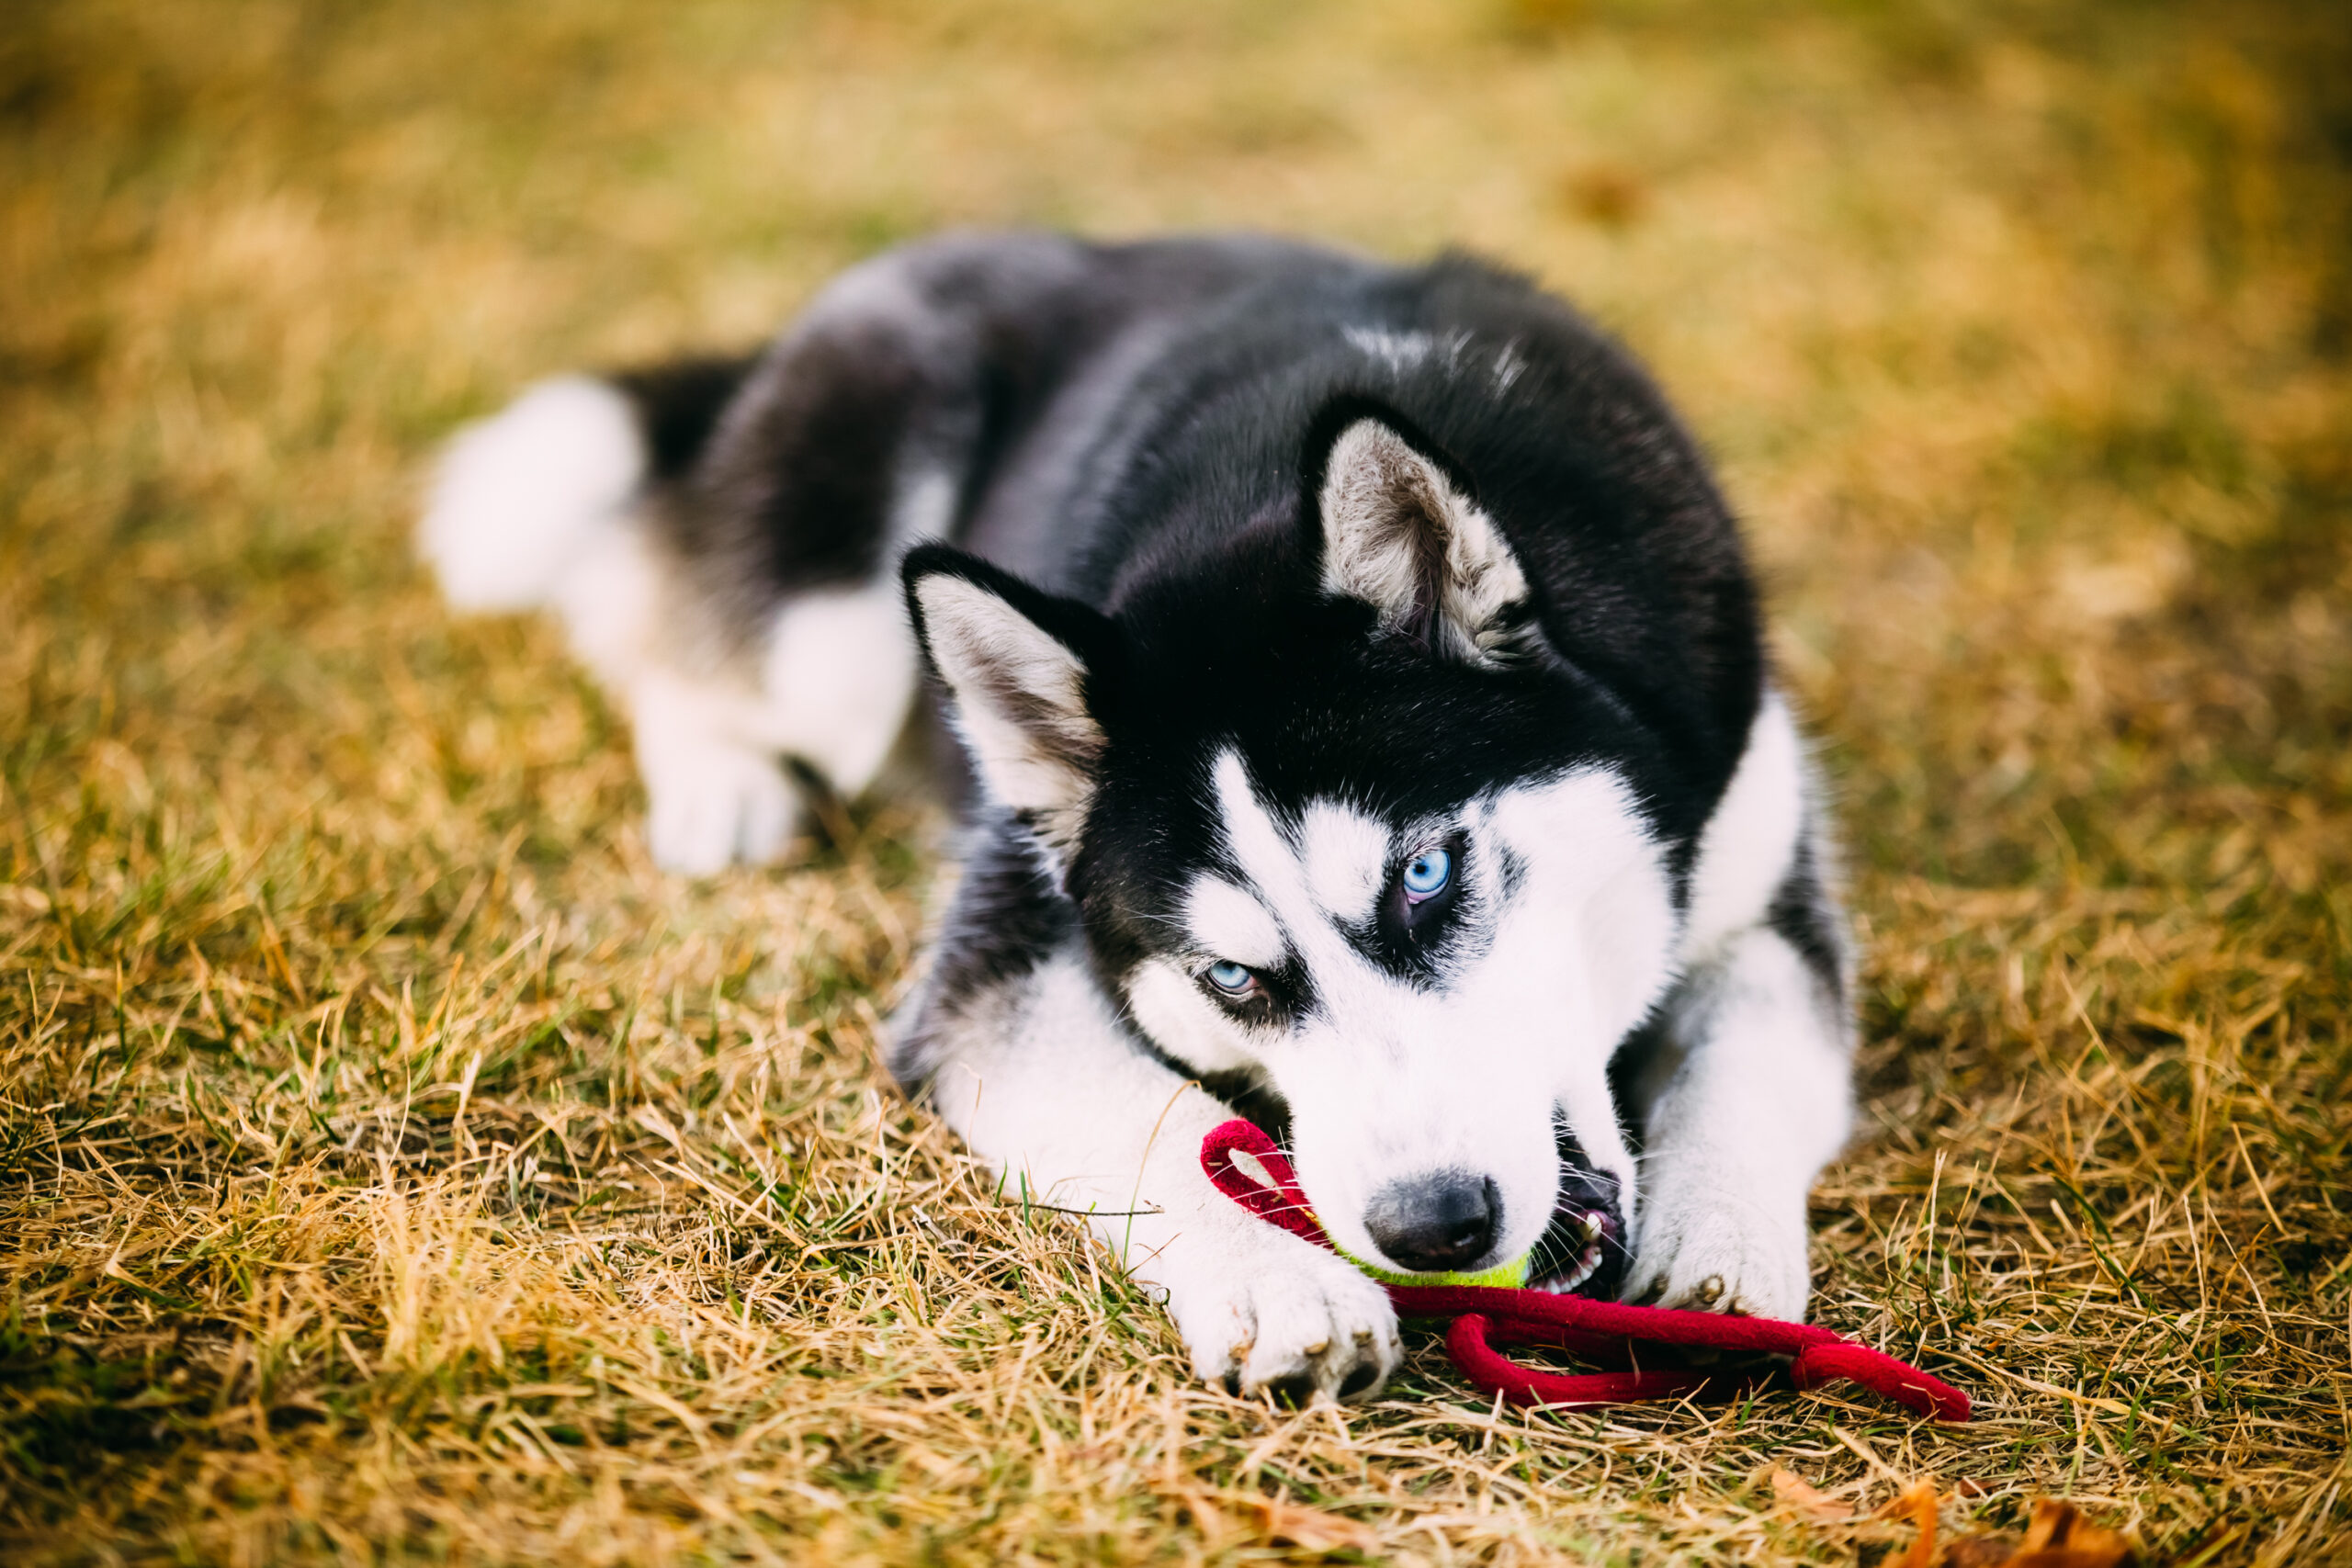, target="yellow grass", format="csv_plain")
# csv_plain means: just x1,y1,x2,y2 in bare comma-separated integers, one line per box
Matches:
3,0,2347,1562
